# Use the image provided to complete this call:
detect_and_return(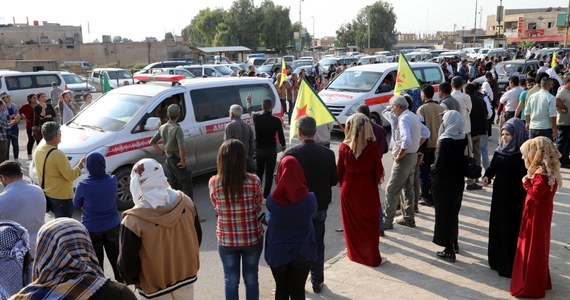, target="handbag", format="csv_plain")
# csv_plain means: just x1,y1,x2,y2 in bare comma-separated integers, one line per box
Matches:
32,126,42,141
41,148,56,213
464,140,482,179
